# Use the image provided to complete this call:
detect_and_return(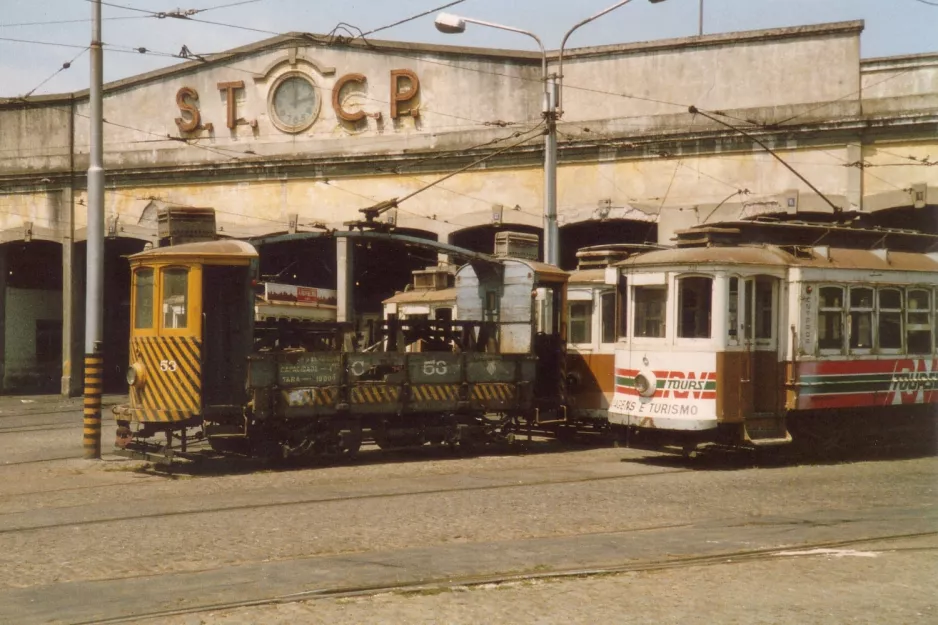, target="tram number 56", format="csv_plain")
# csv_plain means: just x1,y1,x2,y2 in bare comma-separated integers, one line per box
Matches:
422,360,448,376
159,360,178,372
